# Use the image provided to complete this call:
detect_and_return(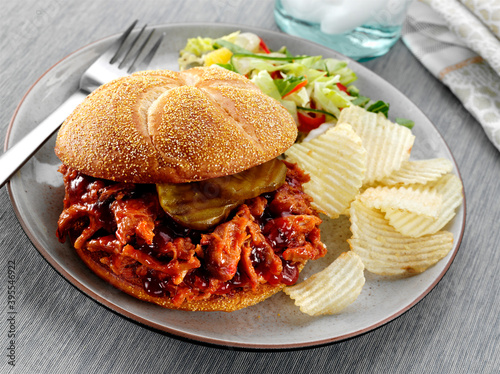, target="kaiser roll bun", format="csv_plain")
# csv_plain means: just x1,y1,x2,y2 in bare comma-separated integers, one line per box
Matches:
55,67,298,183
